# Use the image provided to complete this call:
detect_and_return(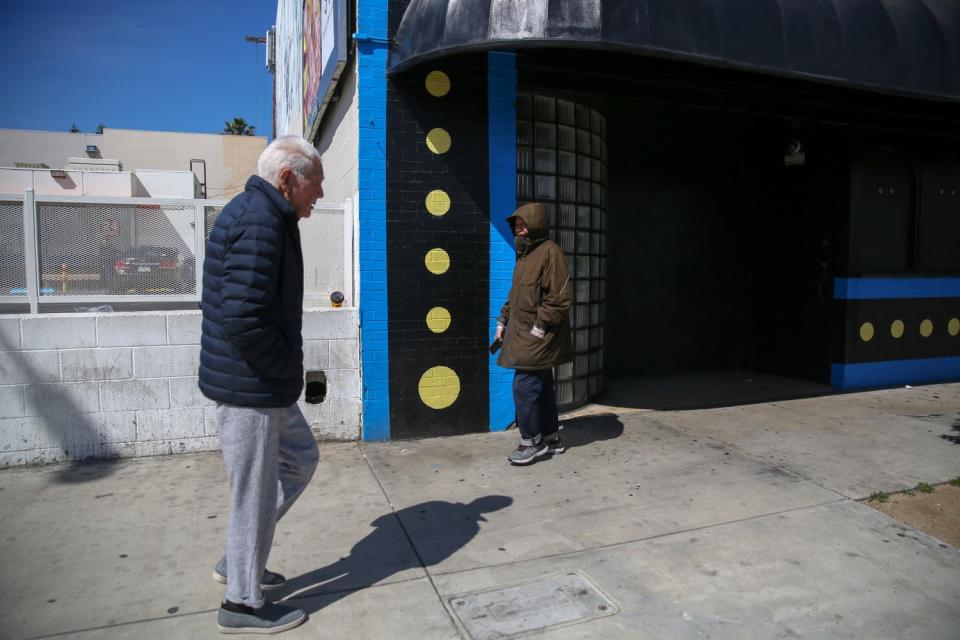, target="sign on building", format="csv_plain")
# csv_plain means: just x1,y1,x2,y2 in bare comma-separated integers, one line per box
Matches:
303,0,348,142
